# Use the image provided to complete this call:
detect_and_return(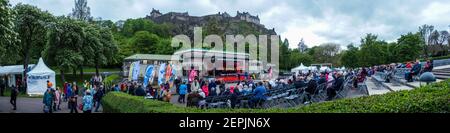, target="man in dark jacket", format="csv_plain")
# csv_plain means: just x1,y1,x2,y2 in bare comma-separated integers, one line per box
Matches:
94,87,104,112
327,72,344,101
407,60,422,82
0,77,5,96
134,85,146,96
293,77,307,89
10,85,19,110
318,73,327,85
